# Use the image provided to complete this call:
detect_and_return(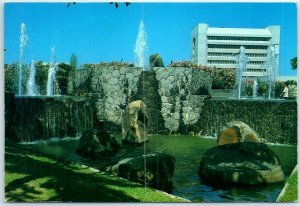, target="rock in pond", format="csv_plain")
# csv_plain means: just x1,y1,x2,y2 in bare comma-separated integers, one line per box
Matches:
107,152,175,192
122,100,149,144
199,142,284,186
217,121,258,145
76,129,120,159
